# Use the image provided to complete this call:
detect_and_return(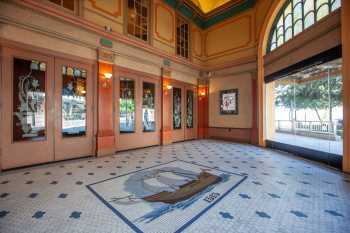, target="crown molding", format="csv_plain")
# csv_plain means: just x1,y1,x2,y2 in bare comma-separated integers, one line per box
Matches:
164,0,256,29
